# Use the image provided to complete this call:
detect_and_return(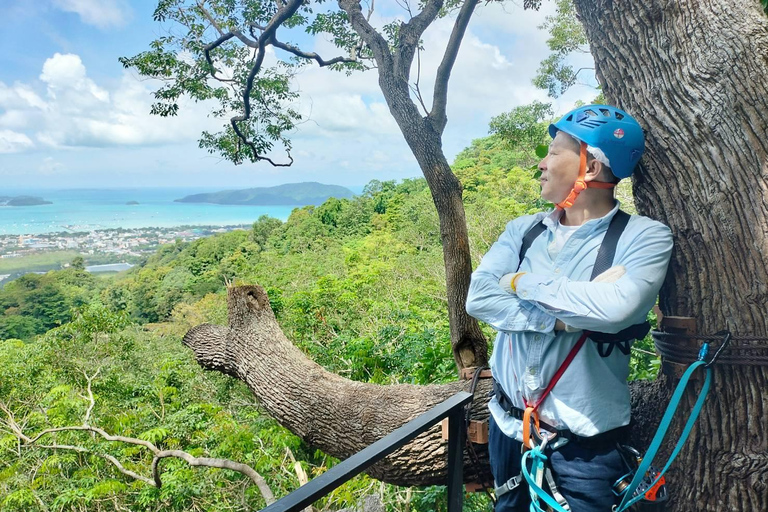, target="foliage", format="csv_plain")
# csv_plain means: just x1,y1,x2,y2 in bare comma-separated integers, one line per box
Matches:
488,101,554,166
118,0,372,166
533,0,591,97
0,267,98,339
